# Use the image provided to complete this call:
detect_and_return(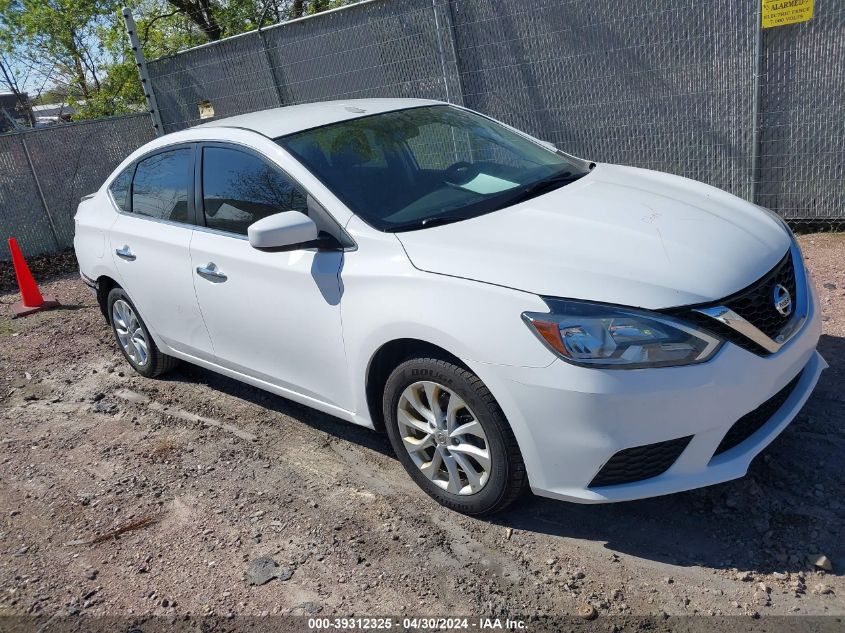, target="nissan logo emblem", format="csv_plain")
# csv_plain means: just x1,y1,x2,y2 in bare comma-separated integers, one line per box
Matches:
773,283,793,317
